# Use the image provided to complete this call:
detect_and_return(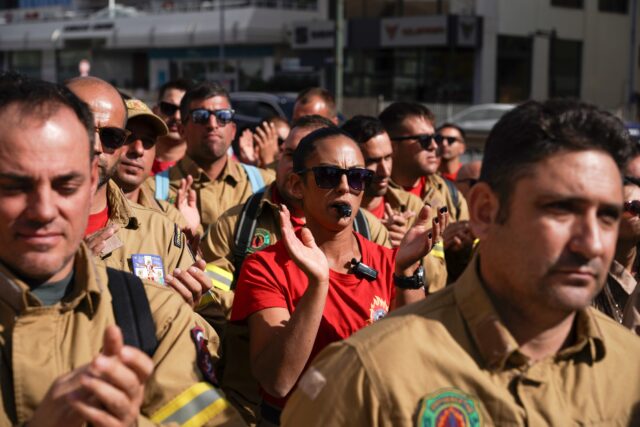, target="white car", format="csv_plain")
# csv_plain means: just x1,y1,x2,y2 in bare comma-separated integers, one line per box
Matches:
449,103,516,134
